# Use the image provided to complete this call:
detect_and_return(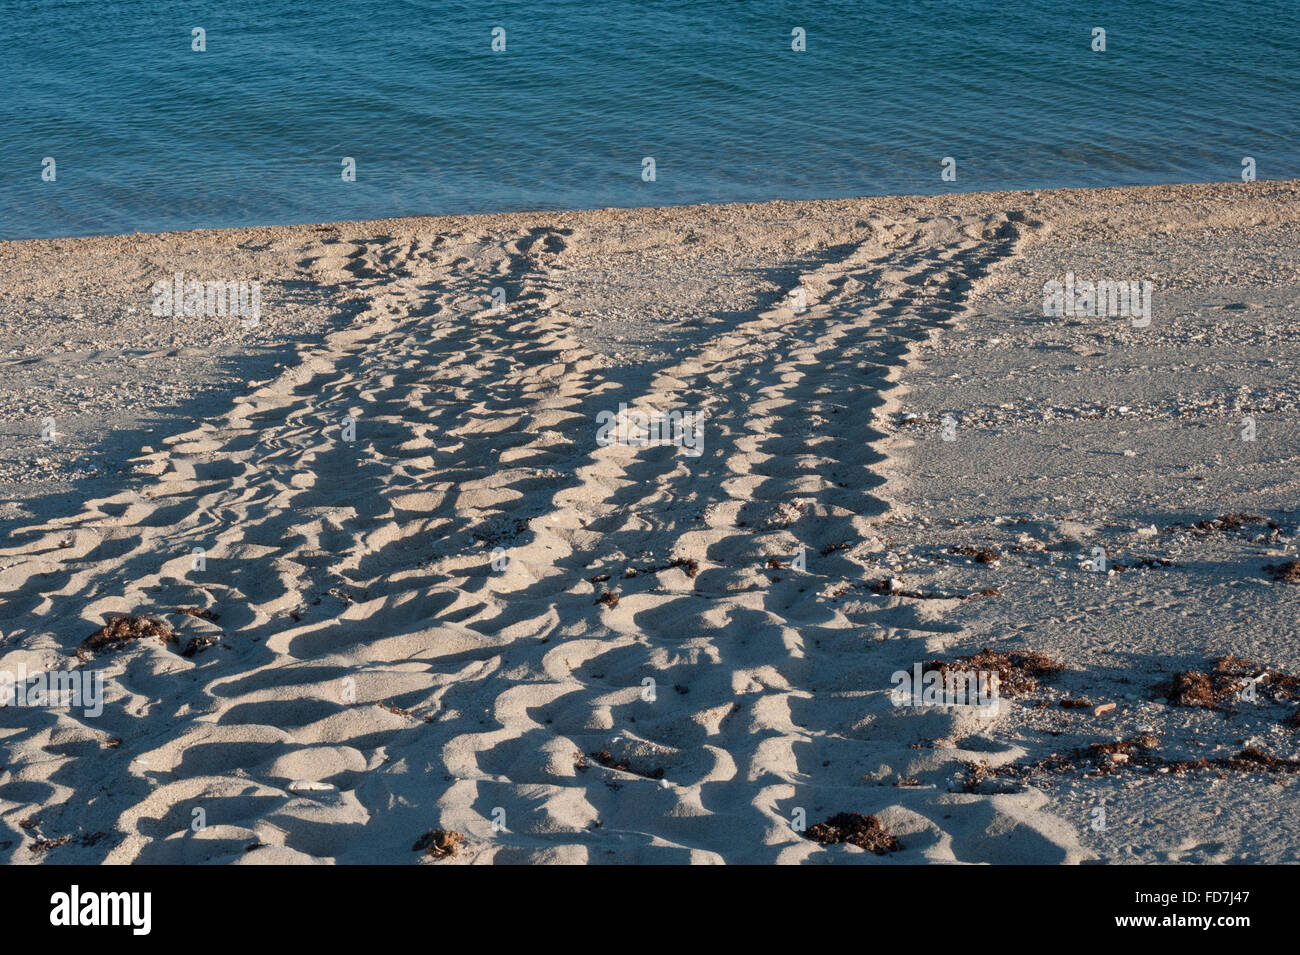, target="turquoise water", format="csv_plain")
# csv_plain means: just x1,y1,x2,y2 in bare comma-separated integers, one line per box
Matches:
5,0,1298,239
